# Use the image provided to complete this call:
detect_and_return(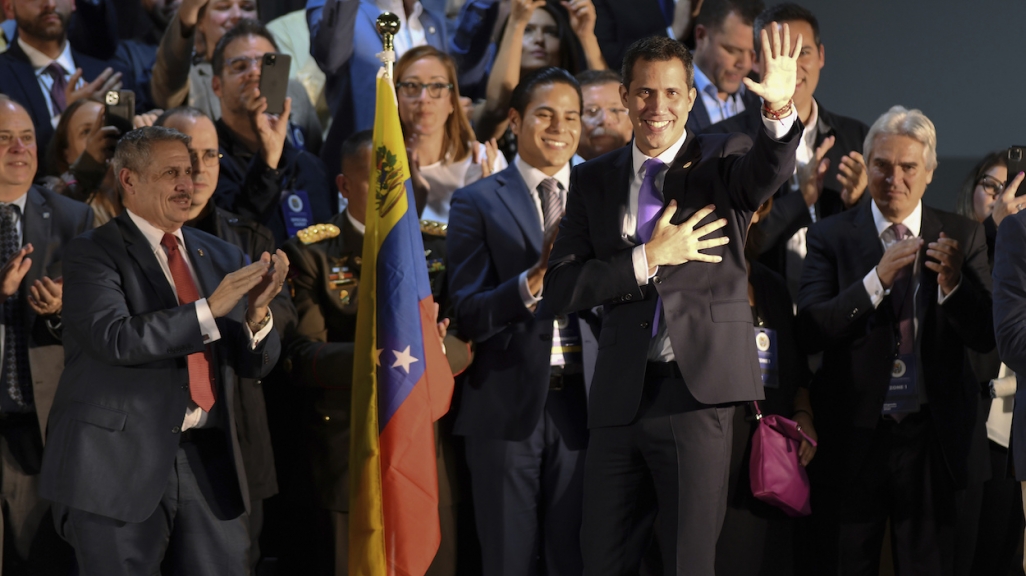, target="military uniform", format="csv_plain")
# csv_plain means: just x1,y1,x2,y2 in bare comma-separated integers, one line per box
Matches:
282,210,458,575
